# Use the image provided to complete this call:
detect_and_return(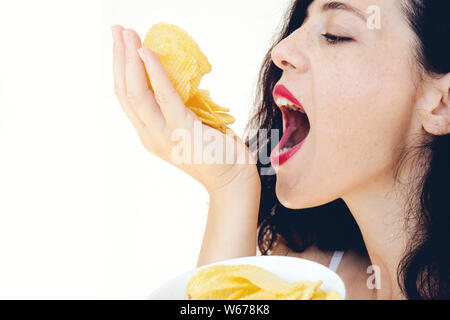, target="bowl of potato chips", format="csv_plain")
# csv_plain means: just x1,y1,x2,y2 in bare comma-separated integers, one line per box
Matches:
149,256,346,300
